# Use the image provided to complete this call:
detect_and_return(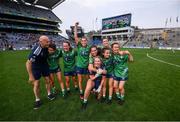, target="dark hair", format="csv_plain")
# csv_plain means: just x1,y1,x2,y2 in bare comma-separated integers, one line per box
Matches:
81,36,87,40
63,40,72,51
101,47,111,58
90,45,101,56
49,43,56,50
102,47,110,54
111,42,119,48
90,45,97,51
